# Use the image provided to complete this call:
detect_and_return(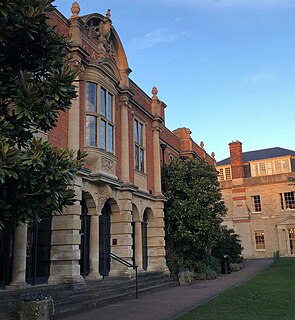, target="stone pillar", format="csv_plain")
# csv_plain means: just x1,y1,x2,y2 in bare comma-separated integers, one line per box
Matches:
87,214,101,280
150,87,163,196
152,121,162,195
6,225,29,290
48,178,84,285
109,192,133,277
134,221,143,270
119,96,130,182
68,76,80,151
147,202,169,274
